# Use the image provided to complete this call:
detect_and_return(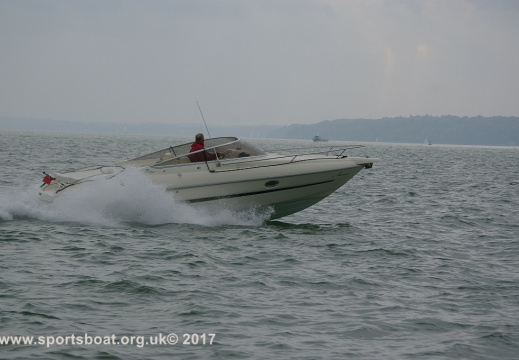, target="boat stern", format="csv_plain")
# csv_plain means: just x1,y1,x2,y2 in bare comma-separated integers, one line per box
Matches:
38,166,126,202
38,173,65,202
